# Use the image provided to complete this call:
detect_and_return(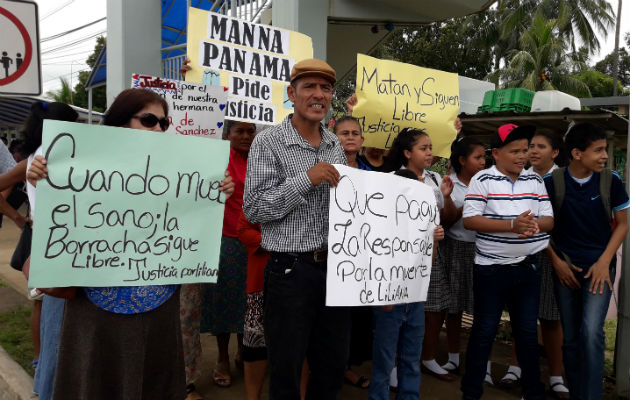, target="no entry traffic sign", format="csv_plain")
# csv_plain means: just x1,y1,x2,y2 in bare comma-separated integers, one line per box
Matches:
0,0,41,95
